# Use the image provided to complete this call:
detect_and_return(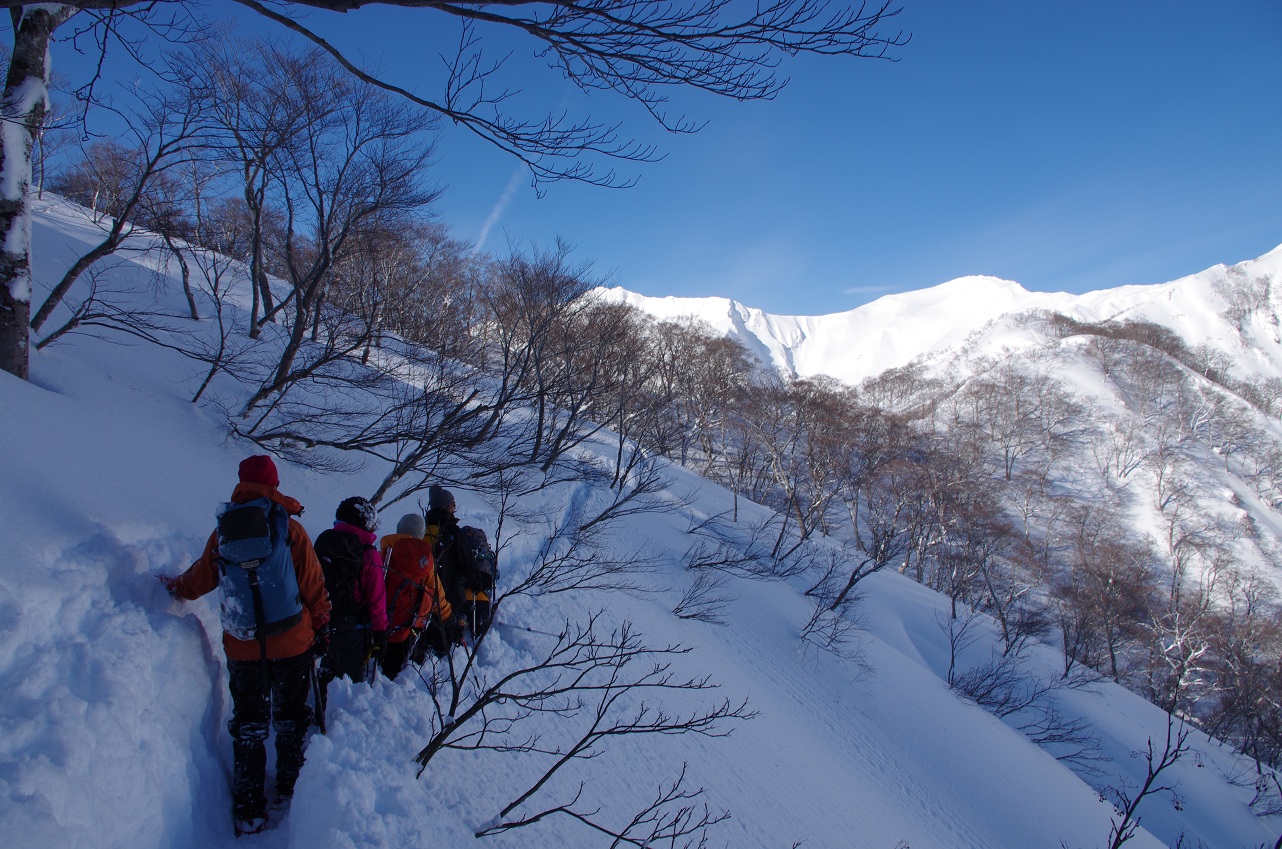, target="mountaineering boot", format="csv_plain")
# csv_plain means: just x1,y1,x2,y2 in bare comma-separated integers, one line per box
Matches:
270,787,293,811
234,813,267,836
